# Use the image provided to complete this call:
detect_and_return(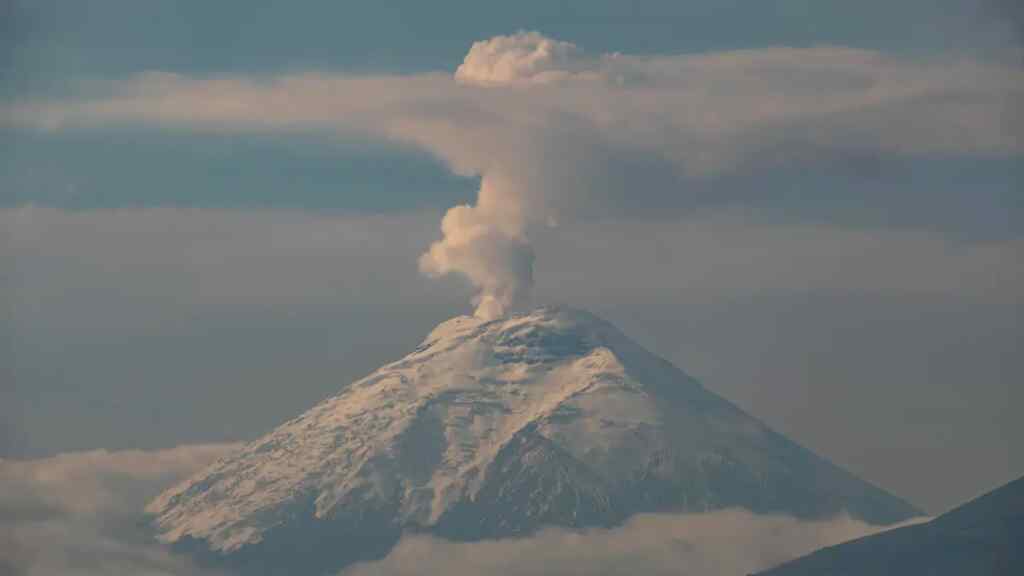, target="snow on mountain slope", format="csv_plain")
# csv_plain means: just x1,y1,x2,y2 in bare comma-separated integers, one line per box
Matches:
147,307,919,574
